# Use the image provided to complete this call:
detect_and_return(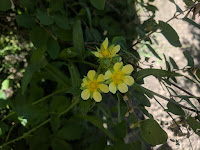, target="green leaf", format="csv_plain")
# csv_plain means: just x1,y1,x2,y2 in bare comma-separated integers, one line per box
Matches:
137,105,153,118
183,0,194,6
50,96,70,113
196,69,200,81
0,0,11,11
169,56,179,70
141,119,168,146
79,99,93,115
49,0,64,12
146,44,162,60
68,62,81,88
1,79,9,90
30,27,49,49
51,138,72,150
167,101,185,116
16,13,36,28
183,17,200,29
36,10,54,25
112,36,127,50
79,115,115,140
55,28,72,41
73,20,85,60
52,14,70,30
183,50,194,67
50,115,60,133
56,119,83,140
59,47,77,59
0,91,7,100
187,116,200,136
159,21,181,47
21,49,47,94
47,37,60,59
0,121,8,136
135,69,181,82
89,0,105,10
117,93,128,123
113,121,127,140
132,90,151,107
